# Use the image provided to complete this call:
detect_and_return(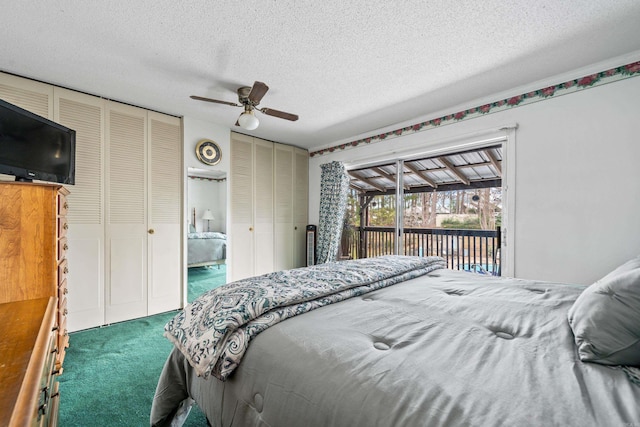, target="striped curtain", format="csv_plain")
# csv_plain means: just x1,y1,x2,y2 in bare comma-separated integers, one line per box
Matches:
316,161,350,264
